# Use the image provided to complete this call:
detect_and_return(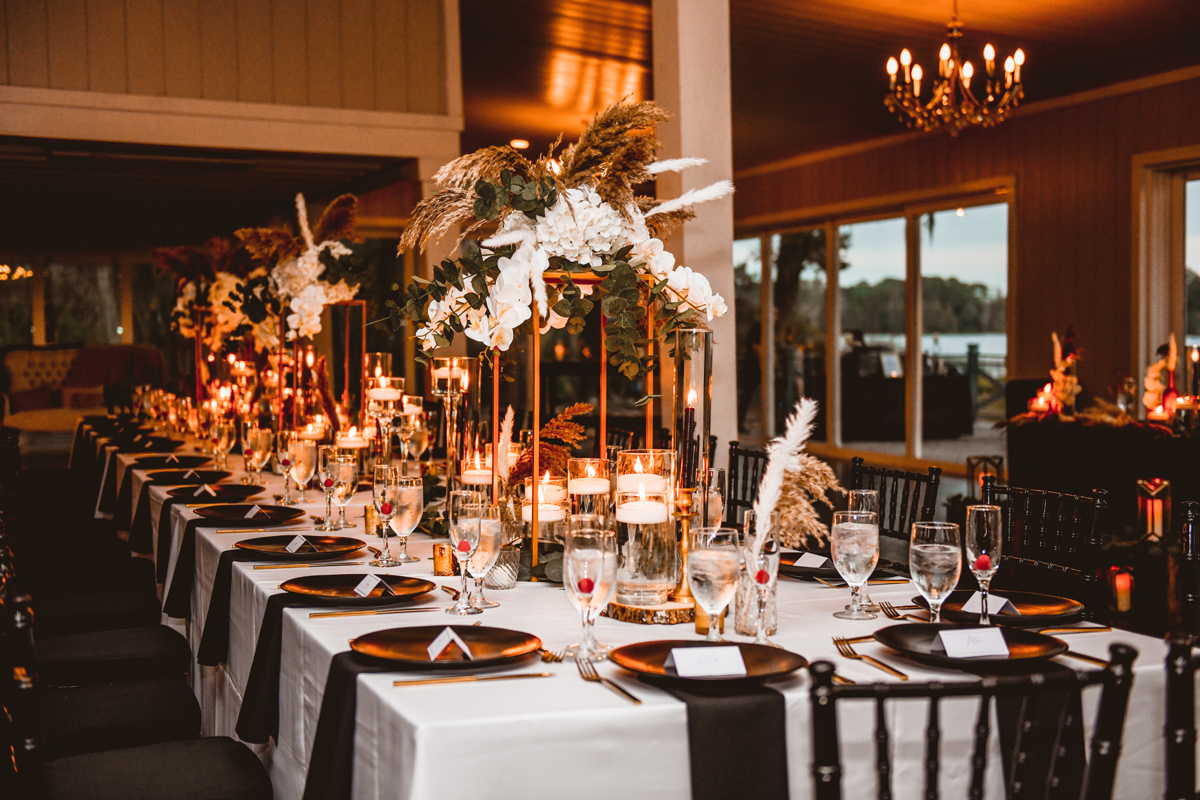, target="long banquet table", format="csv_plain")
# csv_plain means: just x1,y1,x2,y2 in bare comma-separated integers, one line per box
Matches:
76,419,1170,800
